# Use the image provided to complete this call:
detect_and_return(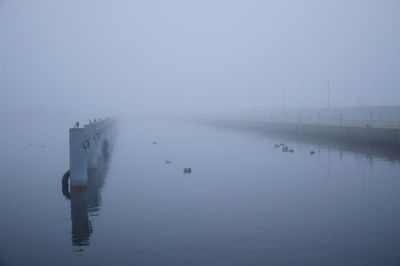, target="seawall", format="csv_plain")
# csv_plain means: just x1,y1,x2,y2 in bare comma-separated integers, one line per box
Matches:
207,119,400,147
